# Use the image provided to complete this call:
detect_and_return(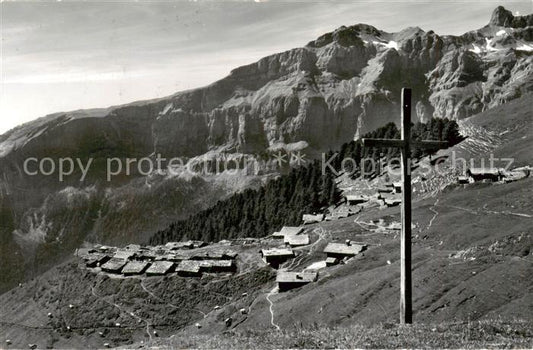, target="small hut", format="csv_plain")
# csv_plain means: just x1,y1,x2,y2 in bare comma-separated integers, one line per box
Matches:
101,258,128,274
176,260,202,277
466,168,502,182
122,261,151,276
145,261,175,276
276,271,318,292
302,214,325,224
392,182,402,193
345,195,368,205
199,260,236,273
273,226,304,239
457,175,470,184
165,241,194,250
323,242,366,260
260,248,295,269
325,257,339,266
384,197,402,207
113,249,136,261
284,234,310,247
84,253,111,268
